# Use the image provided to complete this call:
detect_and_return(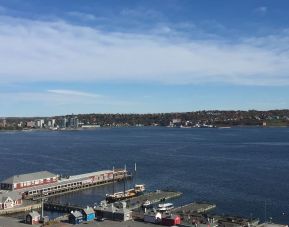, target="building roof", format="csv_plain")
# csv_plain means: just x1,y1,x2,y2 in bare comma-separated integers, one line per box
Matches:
0,191,22,203
1,171,57,184
0,195,10,203
65,170,112,182
28,211,40,218
82,207,95,215
71,210,83,218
